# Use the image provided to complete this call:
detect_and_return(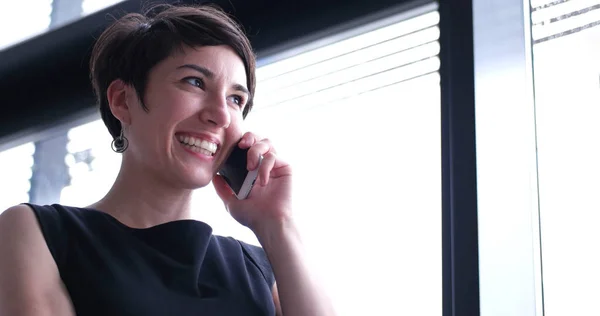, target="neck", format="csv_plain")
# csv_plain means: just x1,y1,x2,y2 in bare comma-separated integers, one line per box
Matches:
89,155,195,229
